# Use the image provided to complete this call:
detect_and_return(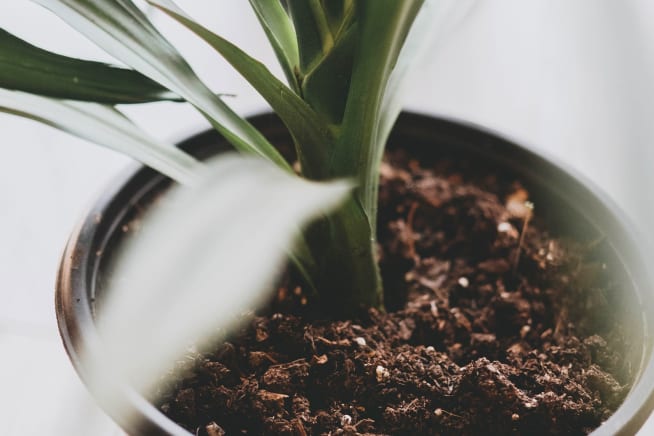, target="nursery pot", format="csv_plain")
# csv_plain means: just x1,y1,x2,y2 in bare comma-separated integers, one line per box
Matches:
56,112,654,435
